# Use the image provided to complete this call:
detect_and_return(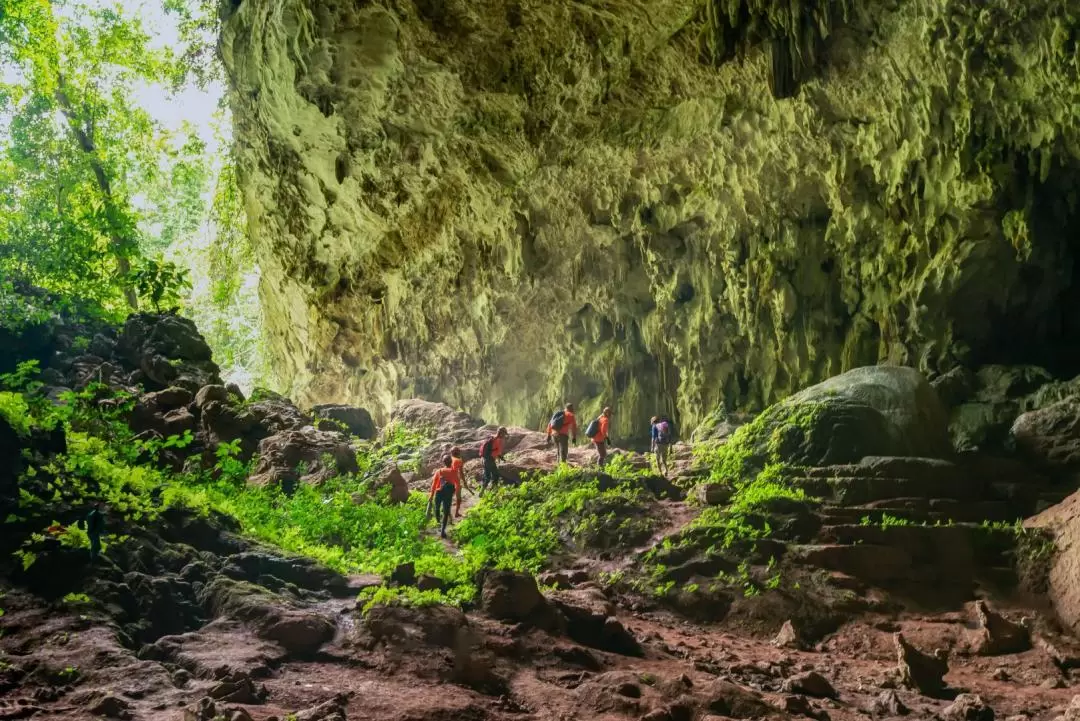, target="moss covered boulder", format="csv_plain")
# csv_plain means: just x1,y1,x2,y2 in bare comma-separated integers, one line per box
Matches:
711,365,950,479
